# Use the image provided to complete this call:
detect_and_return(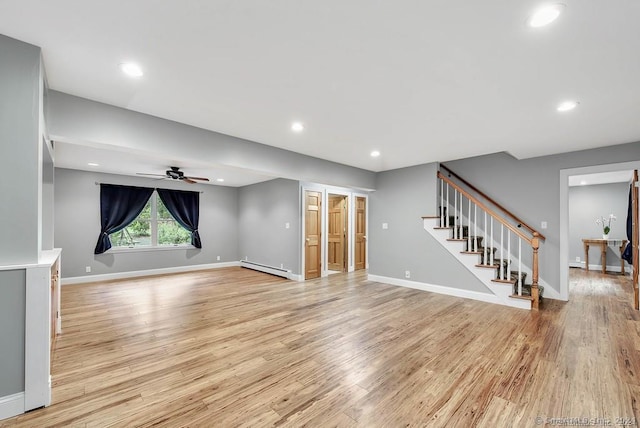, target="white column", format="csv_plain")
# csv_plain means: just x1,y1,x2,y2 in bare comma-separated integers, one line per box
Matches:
500,224,504,279
440,179,444,227
518,238,522,296
467,199,471,251
446,183,450,228
484,212,488,265
474,205,477,251
454,188,458,238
